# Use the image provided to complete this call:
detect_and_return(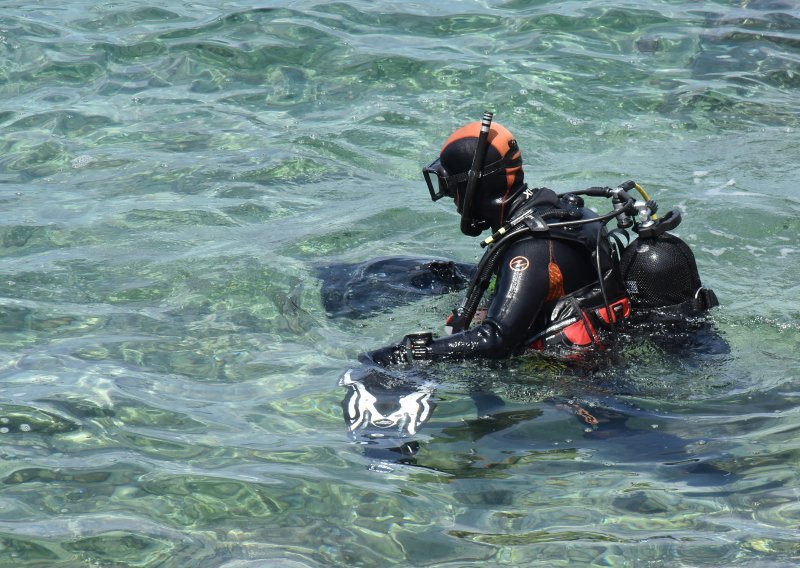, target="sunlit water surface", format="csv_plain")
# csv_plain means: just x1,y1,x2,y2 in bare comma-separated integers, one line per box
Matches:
1,0,799,566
